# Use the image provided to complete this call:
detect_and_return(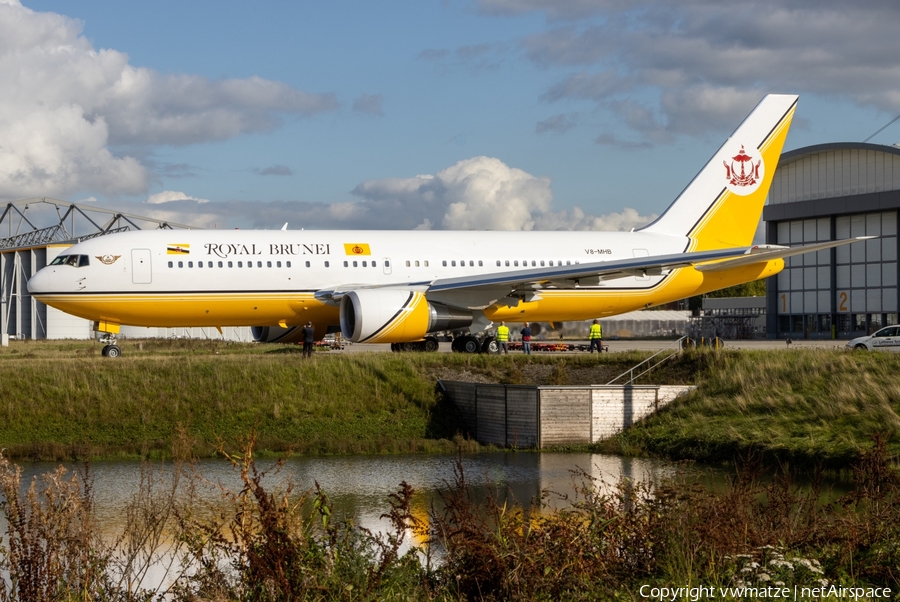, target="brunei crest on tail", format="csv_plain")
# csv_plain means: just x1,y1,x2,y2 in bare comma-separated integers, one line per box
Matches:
723,145,763,196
